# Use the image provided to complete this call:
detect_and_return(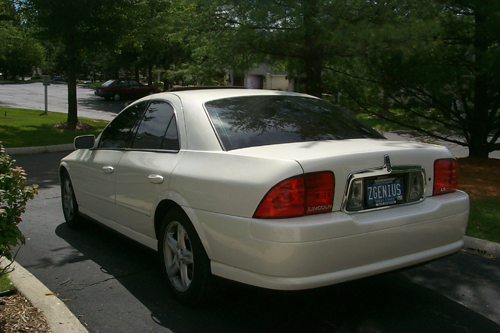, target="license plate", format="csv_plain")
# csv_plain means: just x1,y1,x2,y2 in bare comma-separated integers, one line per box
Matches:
366,177,403,208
